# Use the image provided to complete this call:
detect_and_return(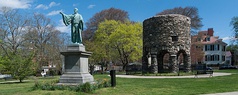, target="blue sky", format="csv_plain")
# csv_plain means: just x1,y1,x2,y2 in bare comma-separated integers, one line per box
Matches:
1,0,238,44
